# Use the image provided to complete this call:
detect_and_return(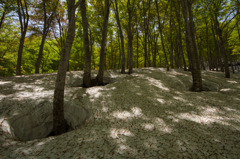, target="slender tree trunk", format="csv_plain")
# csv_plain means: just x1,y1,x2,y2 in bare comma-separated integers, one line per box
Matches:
169,1,174,69
96,0,110,85
35,34,47,74
153,31,158,68
90,30,95,70
16,0,29,75
181,0,202,91
127,0,133,74
211,20,222,72
213,16,230,78
110,35,114,69
147,28,151,67
137,24,139,68
143,0,148,67
81,0,92,87
196,36,205,70
35,0,57,74
175,1,187,71
118,32,121,69
155,0,169,71
230,55,235,74
147,0,151,67
174,40,180,68
16,35,26,75
0,6,6,30
205,18,211,70
113,0,125,73
53,0,79,135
